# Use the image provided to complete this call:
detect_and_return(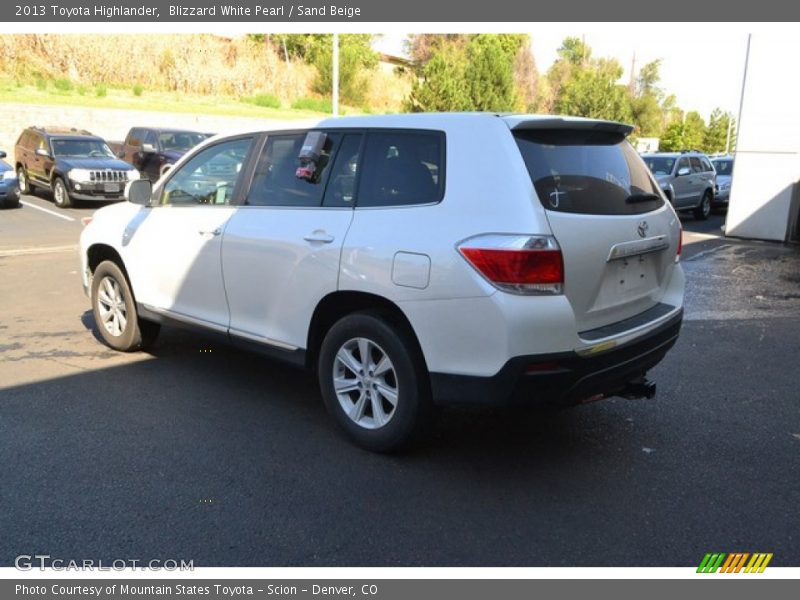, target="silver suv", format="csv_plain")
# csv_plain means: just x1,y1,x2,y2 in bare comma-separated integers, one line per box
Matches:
81,114,685,451
642,151,717,220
